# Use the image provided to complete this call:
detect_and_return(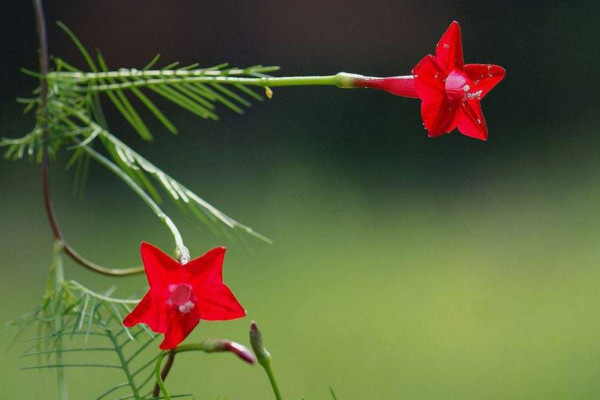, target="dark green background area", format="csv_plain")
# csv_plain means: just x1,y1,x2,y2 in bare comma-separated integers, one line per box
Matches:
2,1,600,399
